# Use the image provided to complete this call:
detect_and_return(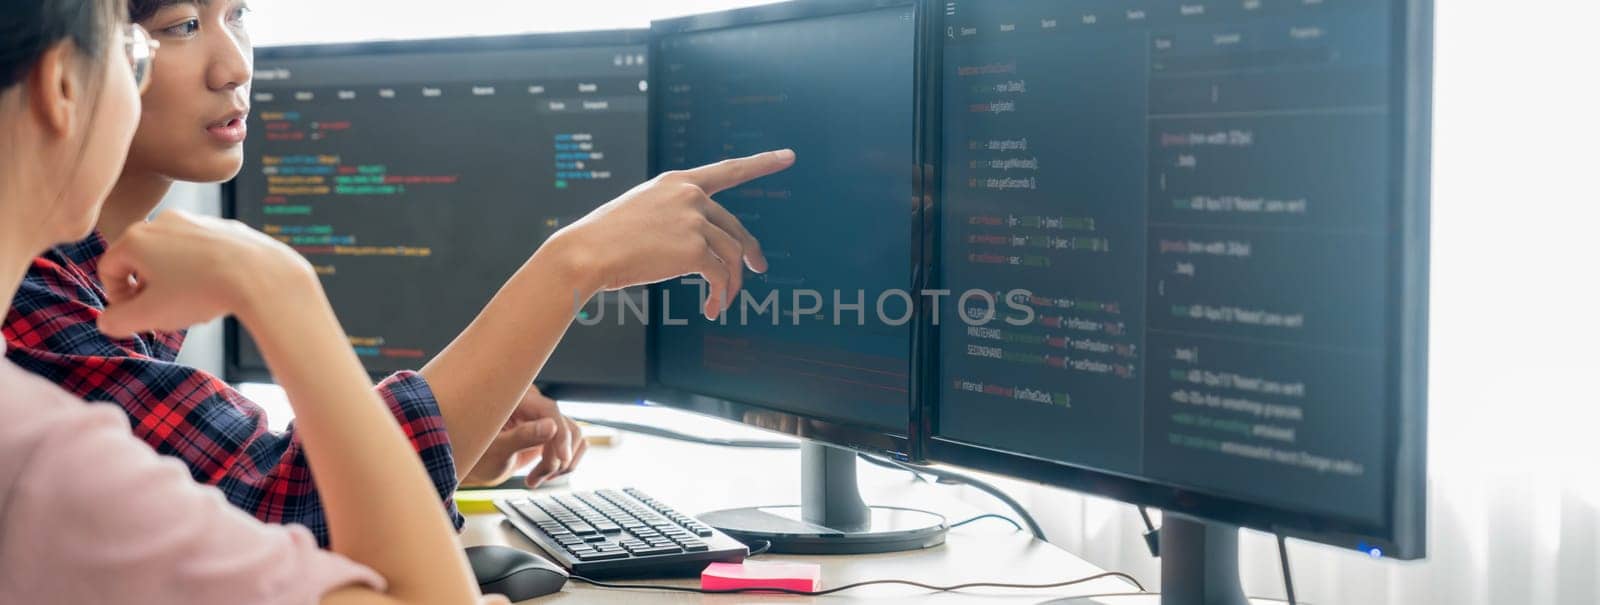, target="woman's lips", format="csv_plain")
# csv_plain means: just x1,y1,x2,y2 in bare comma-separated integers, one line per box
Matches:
207,117,248,145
